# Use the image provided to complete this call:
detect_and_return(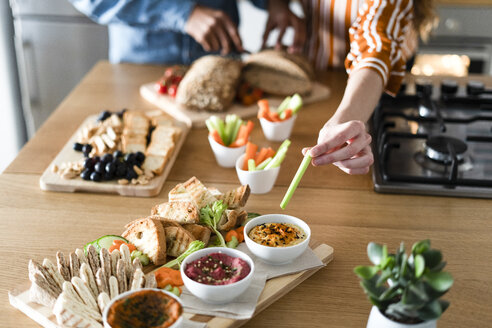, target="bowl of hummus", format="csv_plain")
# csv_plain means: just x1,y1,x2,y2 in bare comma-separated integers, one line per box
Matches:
103,288,183,328
180,247,255,304
244,214,311,265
